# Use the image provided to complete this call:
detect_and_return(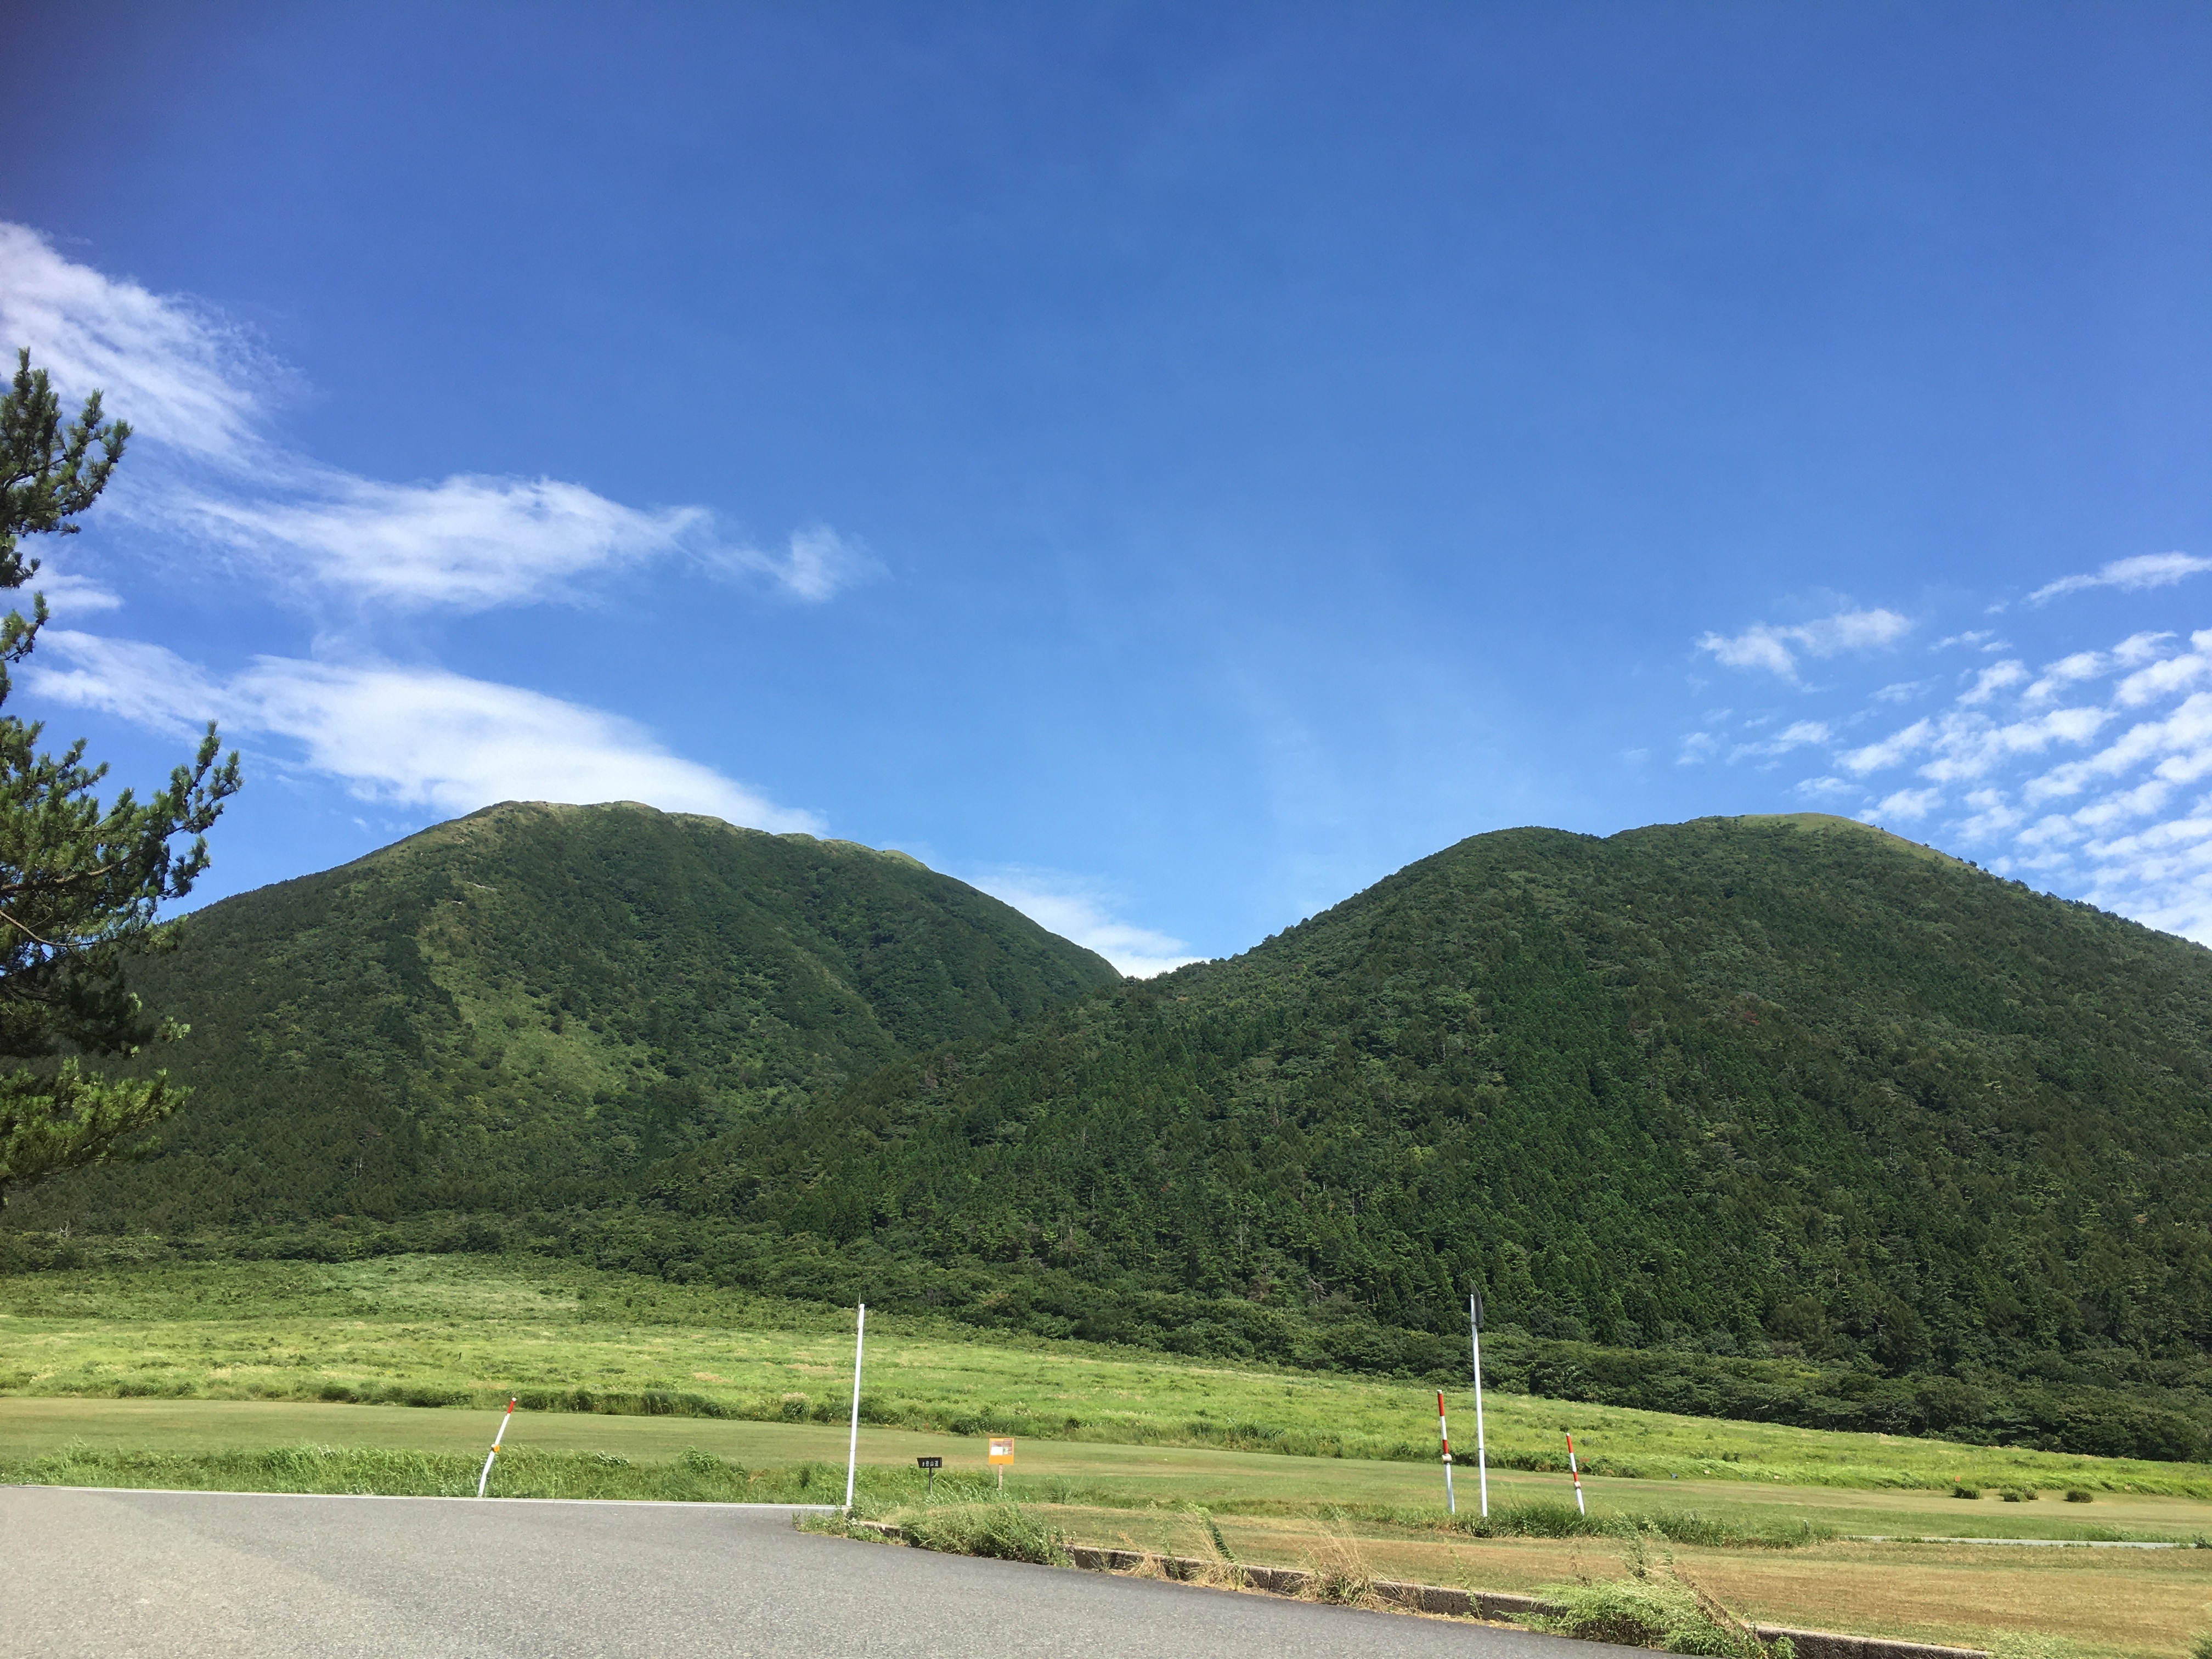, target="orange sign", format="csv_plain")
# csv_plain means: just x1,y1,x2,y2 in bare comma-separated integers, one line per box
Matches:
988,1437,1014,1464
